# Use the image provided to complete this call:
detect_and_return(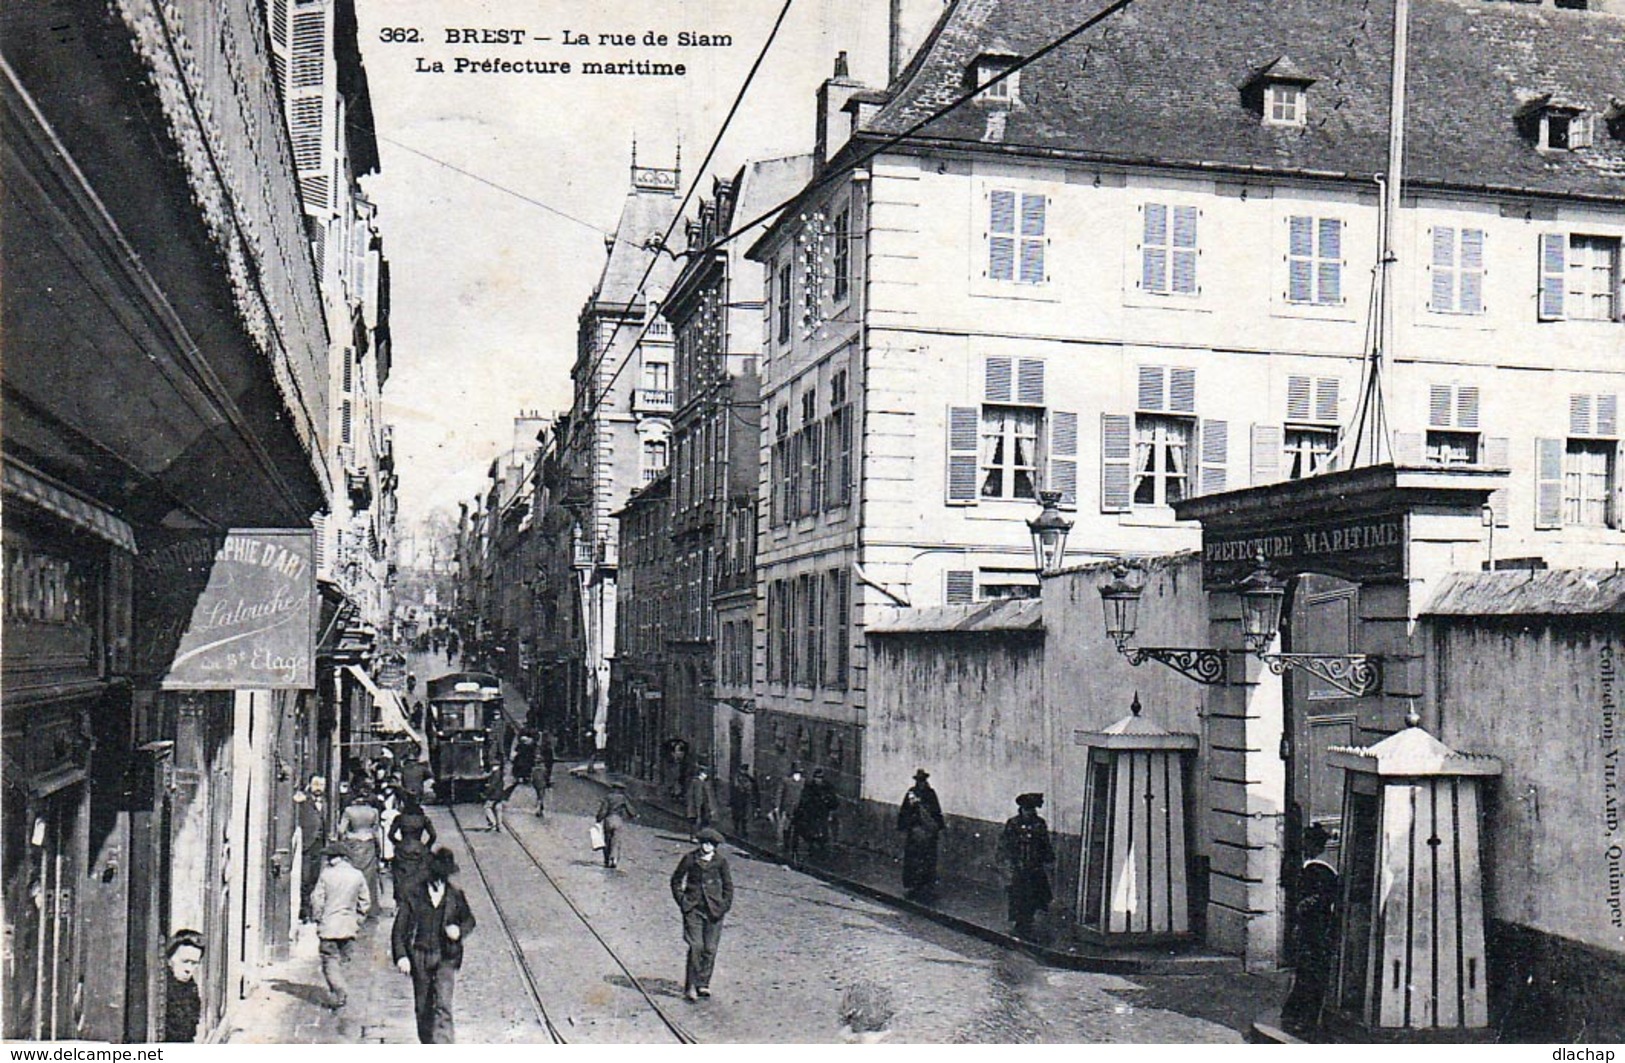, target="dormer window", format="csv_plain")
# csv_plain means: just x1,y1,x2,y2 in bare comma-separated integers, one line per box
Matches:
1242,57,1315,128
1266,83,1305,126
968,46,1021,103
1516,95,1594,152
